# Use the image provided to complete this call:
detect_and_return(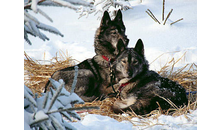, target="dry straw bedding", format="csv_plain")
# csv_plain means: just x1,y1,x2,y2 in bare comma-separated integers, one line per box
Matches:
24,51,197,122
